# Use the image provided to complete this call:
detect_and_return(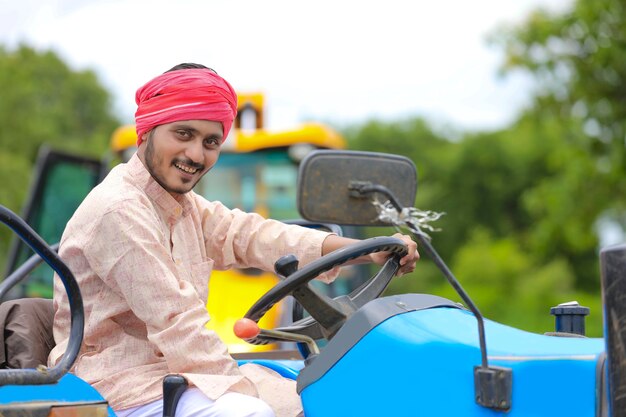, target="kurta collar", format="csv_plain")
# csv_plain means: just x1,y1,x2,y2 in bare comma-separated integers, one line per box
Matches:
126,154,194,222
